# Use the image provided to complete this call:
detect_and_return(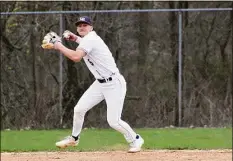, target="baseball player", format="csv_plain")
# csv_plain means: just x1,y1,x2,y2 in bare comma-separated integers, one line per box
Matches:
41,16,144,153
